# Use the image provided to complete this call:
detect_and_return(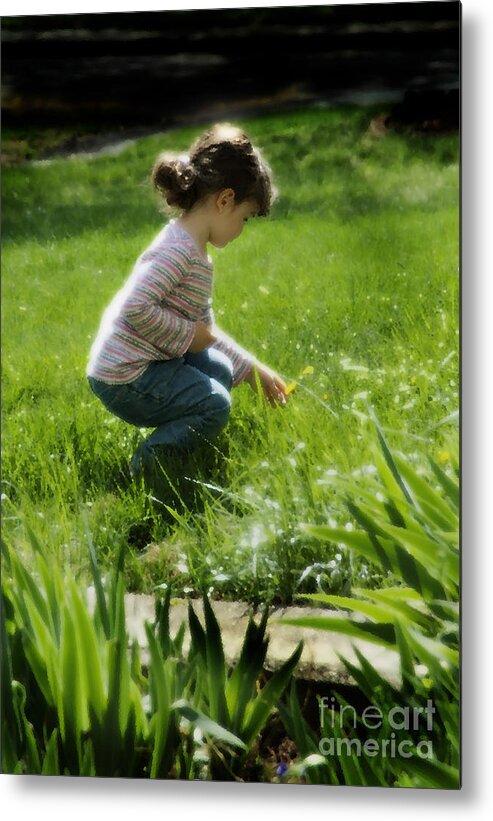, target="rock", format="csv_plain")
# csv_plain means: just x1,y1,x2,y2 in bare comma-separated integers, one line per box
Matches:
110,592,401,687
